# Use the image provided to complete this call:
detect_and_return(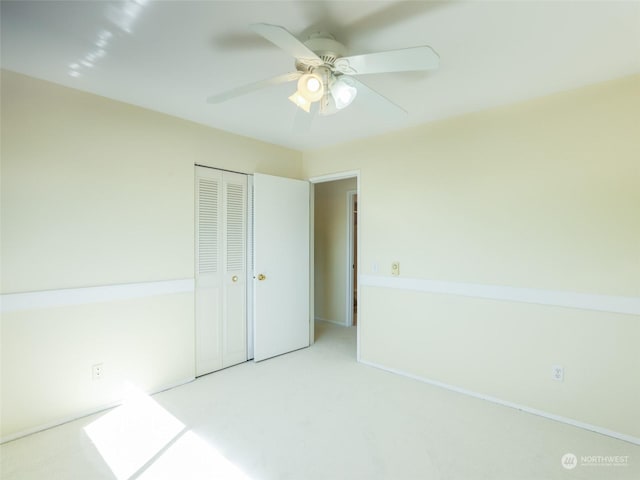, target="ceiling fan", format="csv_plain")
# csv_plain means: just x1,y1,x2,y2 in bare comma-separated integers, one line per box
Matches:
207,23,440,116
